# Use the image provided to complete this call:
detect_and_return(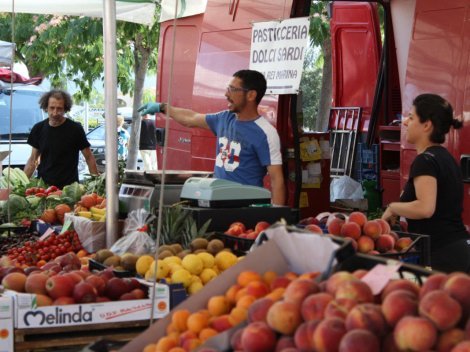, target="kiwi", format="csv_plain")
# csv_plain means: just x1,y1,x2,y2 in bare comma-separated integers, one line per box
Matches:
120,253,139,271
177,249,191,259
193,249,208,254
170,243,184,254
158,250,174,260
158,245,174,254
94,249,114,263
207,239,224,255
114,266,125,271
103,255,121,267
190,238,209,252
